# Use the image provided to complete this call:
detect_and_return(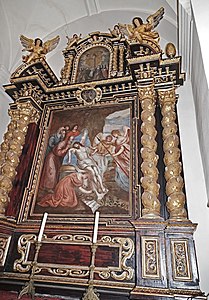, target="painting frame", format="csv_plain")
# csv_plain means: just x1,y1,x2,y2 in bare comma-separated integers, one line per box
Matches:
18,96,140,223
